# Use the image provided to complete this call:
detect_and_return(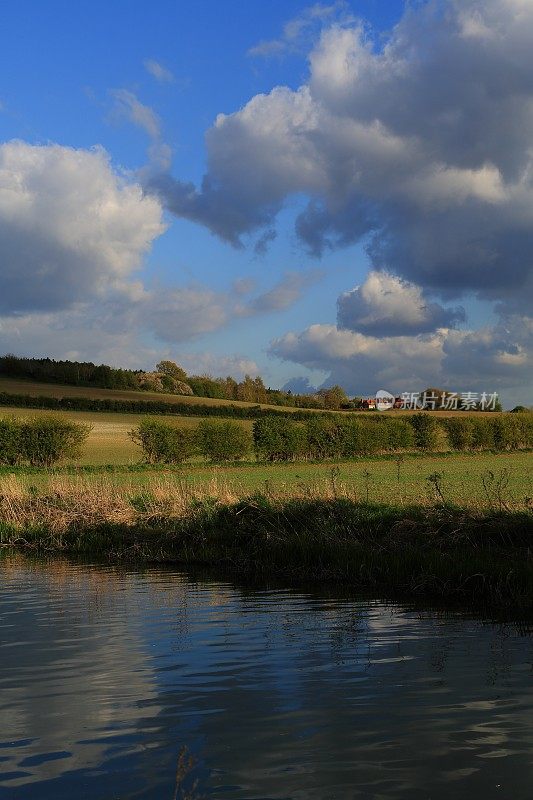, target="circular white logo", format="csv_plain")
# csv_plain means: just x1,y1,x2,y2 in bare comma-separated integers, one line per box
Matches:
375,389,395,411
